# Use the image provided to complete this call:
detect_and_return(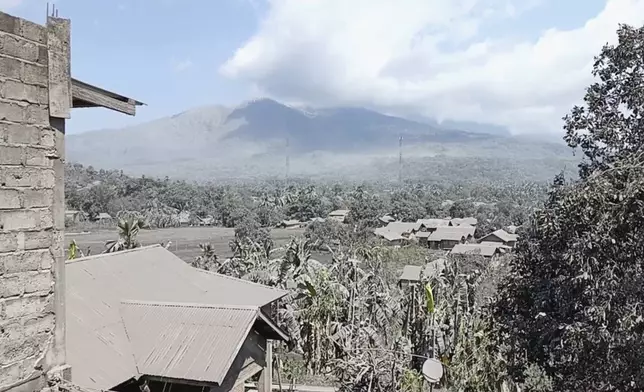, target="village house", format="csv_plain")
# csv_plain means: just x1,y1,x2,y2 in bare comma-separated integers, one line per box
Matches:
450,243,506,258
415,230,431,247
416,218,451,232
95,212,113,224
0,10,144,392
397,259,446,288
374,221,424,244
378,214,396,225
64,209,86,224
277,219,302,229
374,226,406,245
479,229,518,247
450,217,478,226
427,226,476,250
197,214,215,226
66,245,288,392
328,209,349,223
